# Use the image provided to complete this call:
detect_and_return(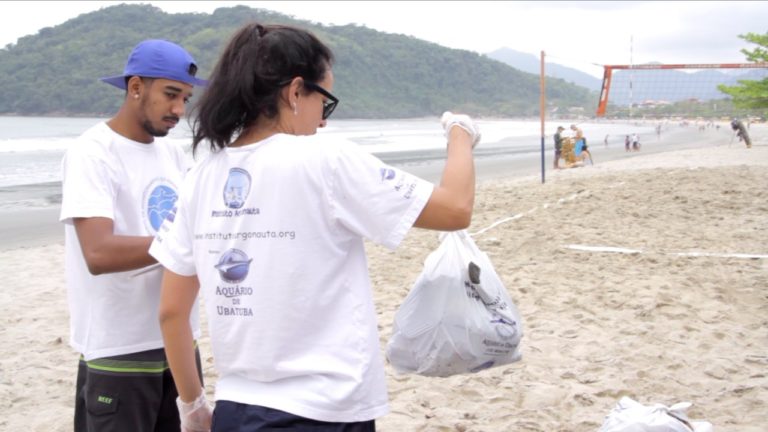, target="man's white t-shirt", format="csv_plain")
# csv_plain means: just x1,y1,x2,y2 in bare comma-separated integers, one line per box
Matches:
150,133,433,422
60,122,200,361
